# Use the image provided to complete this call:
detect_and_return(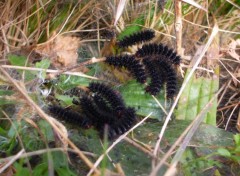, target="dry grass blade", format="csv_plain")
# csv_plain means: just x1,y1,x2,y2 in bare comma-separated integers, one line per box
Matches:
114,0,127,26
219,60,240,84
226,0,240,9
181,0,207,12
152,23,219,165
225,104,239,130
0,149,25,174
0,148,96,163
